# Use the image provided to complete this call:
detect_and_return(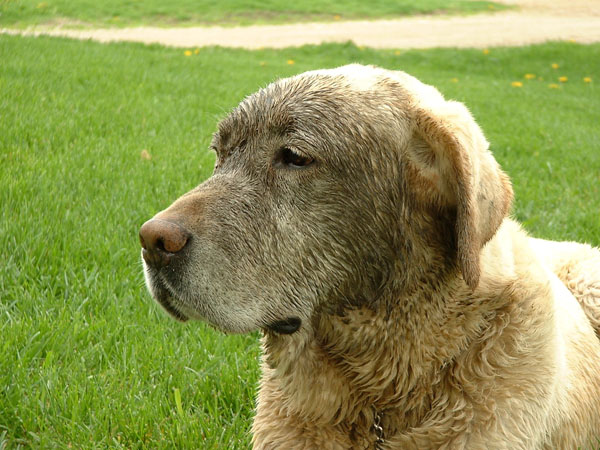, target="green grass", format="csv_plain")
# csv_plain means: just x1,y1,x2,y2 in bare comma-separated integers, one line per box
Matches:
0,0,509,28
1,35,599,448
